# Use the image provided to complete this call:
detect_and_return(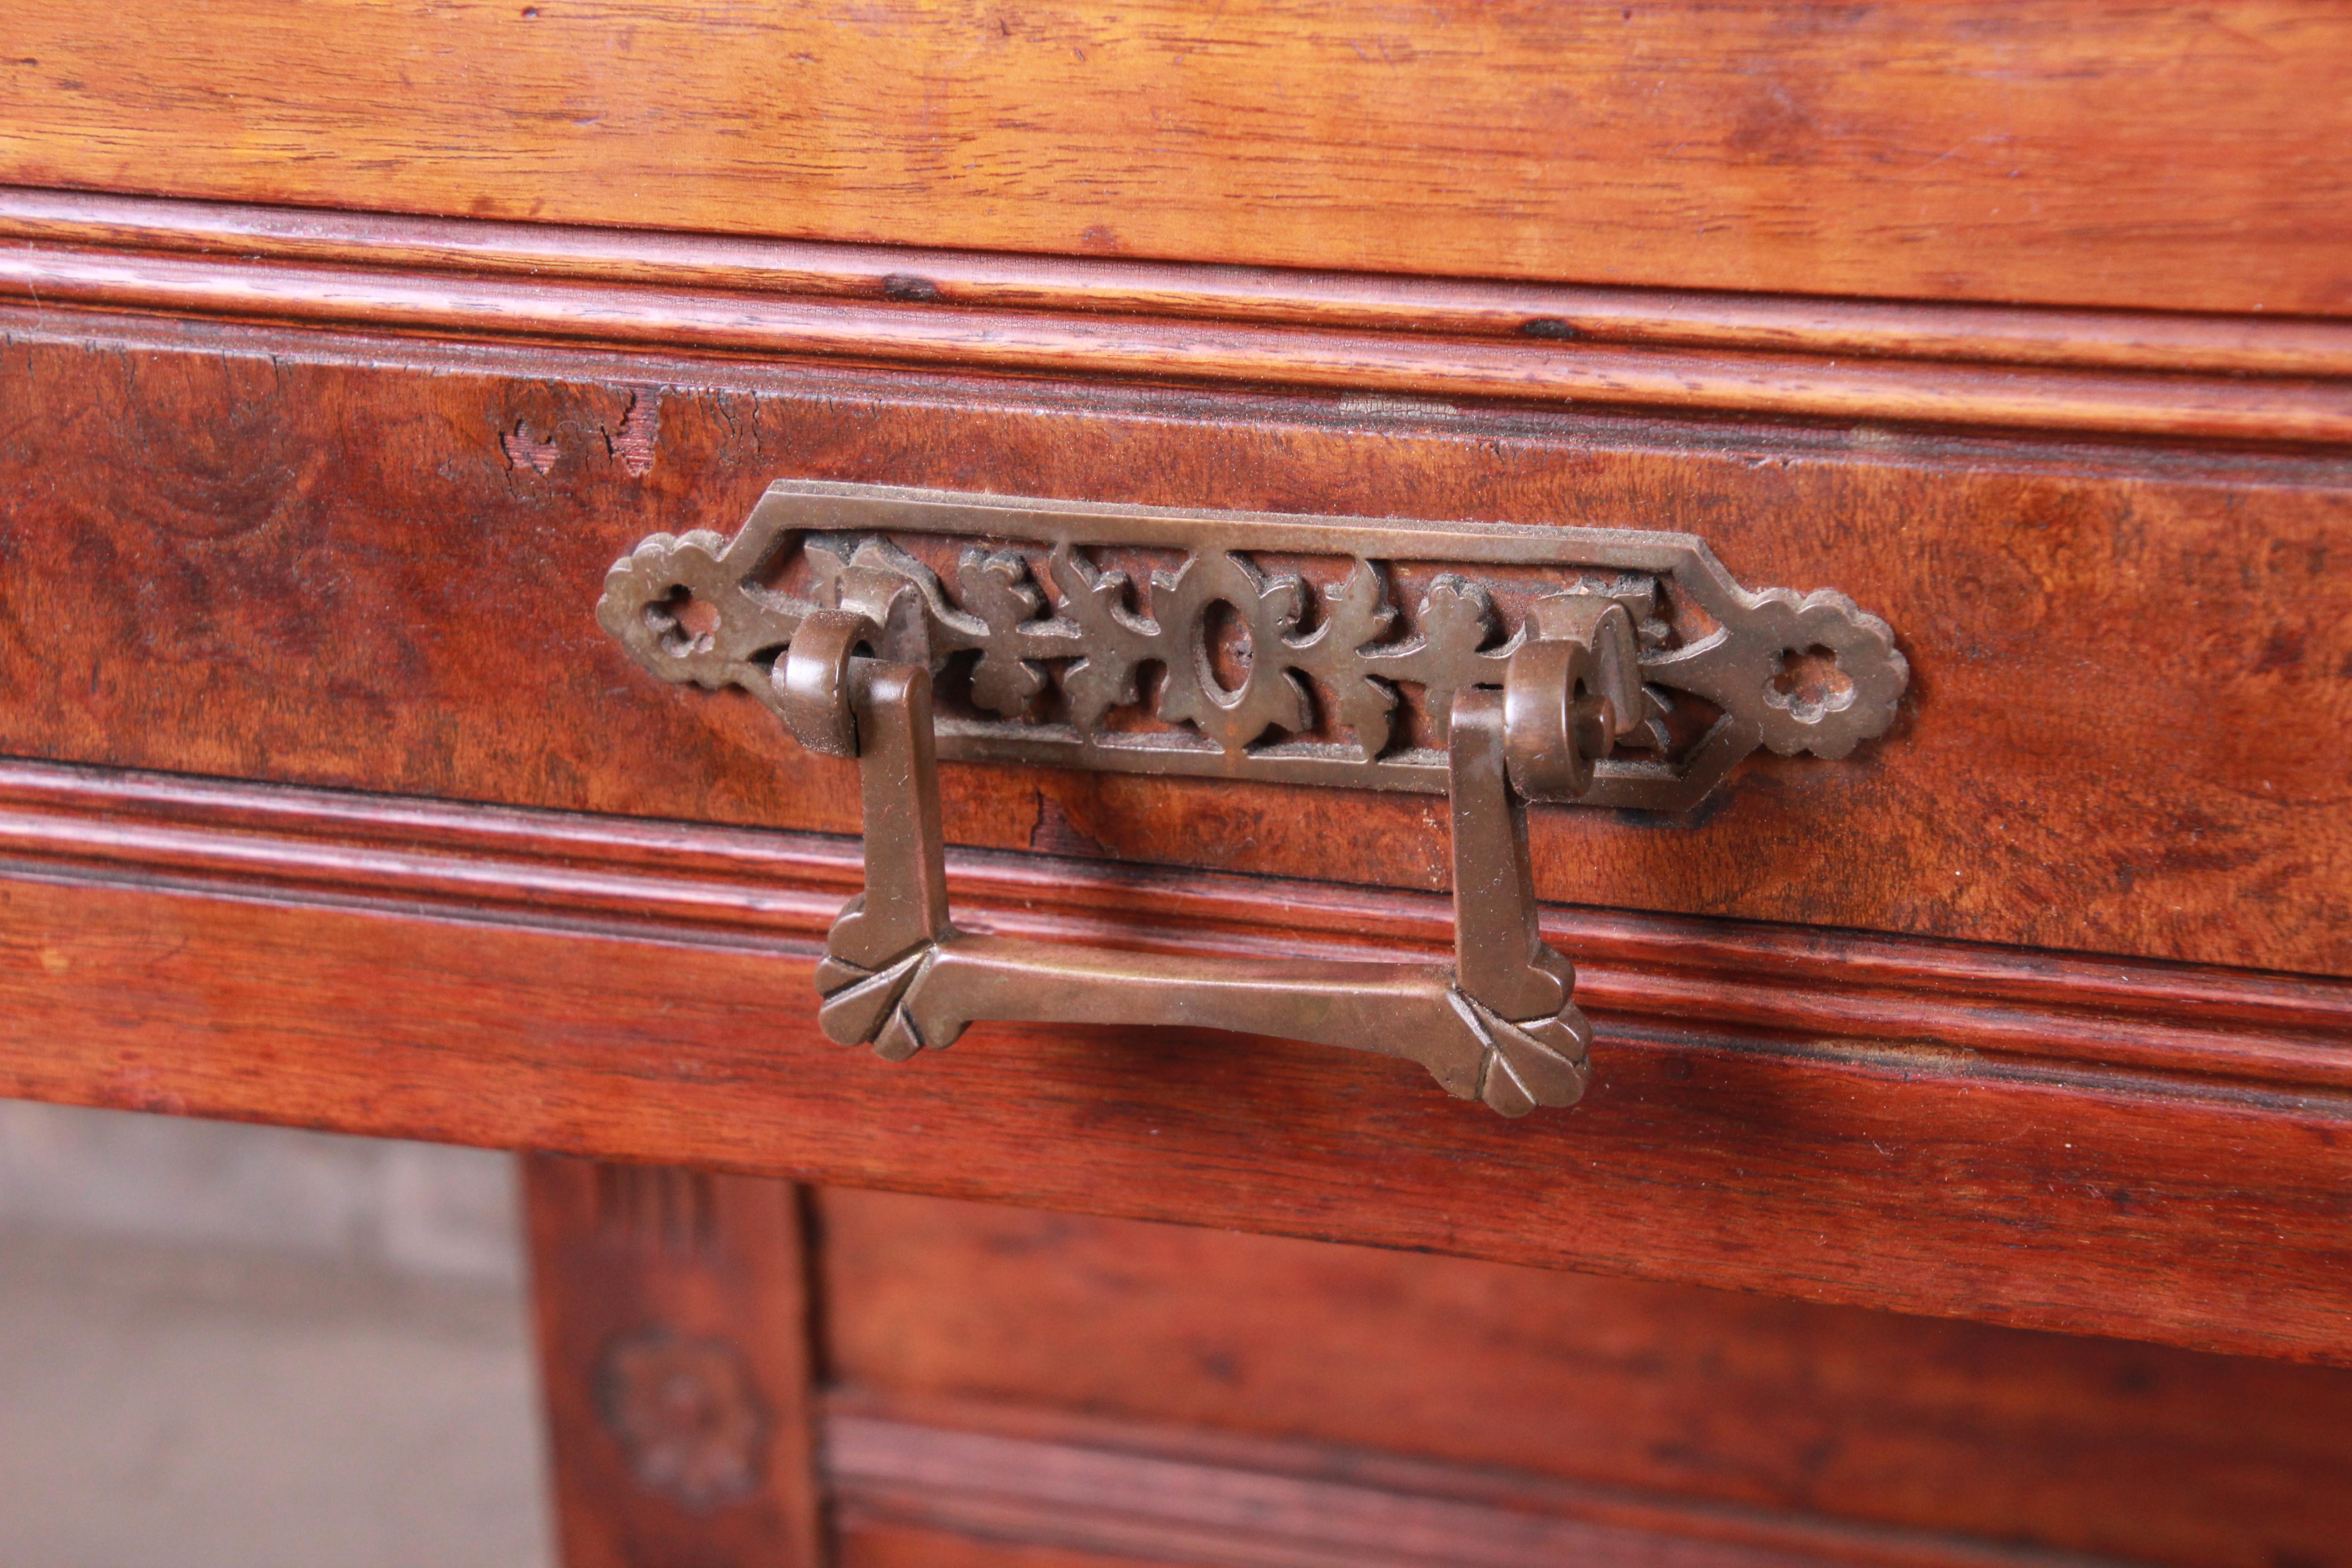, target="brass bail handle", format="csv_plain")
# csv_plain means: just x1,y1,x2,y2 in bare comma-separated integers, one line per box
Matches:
786,571,1642,1118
